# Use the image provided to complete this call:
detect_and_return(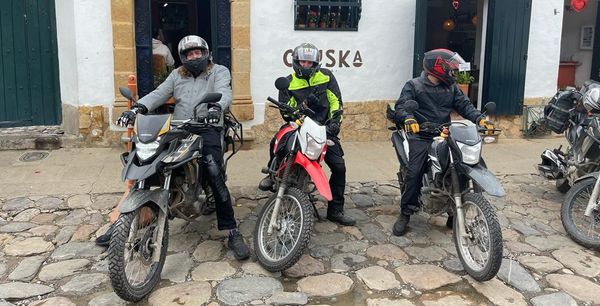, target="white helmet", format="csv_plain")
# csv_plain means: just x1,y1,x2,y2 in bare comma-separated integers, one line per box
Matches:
583,87,600,112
